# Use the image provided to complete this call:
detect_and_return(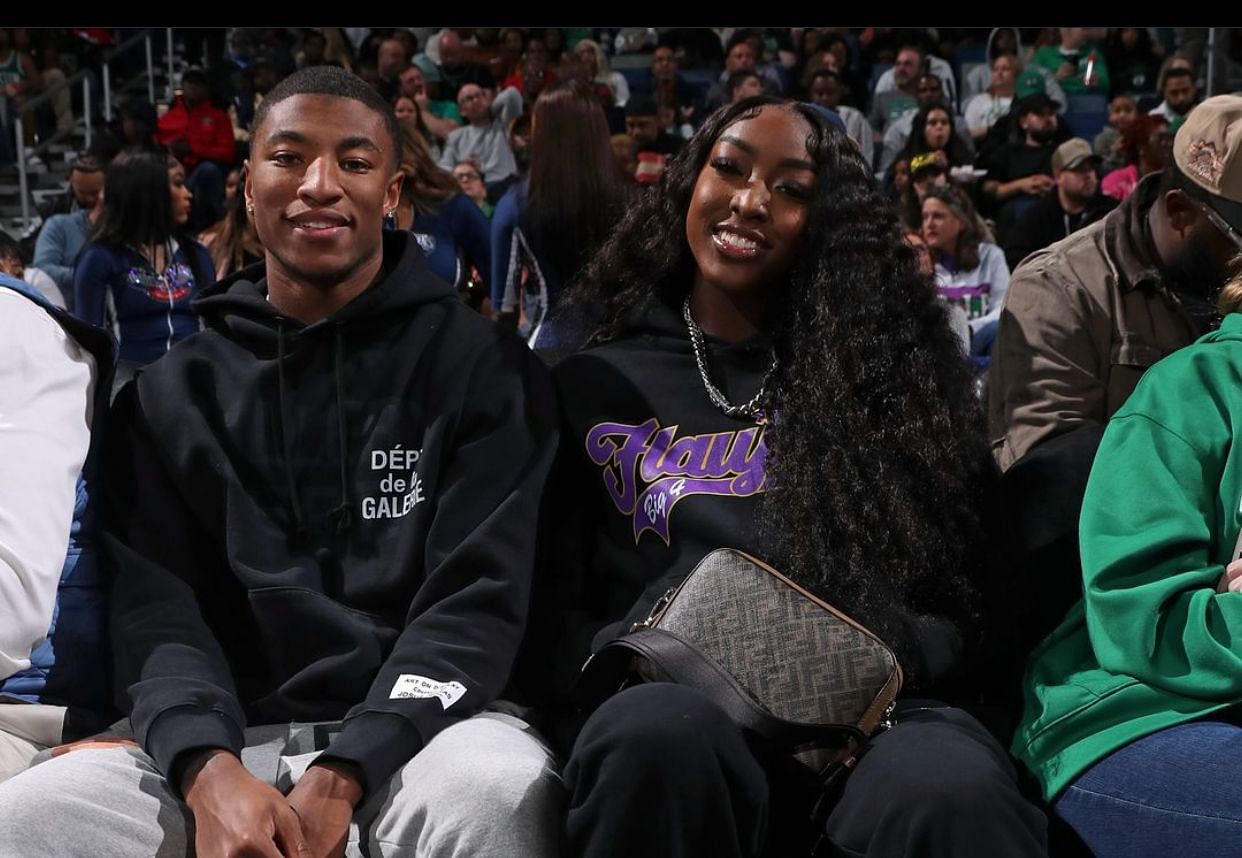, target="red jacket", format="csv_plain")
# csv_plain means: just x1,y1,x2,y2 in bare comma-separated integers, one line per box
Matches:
156,97,235,168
